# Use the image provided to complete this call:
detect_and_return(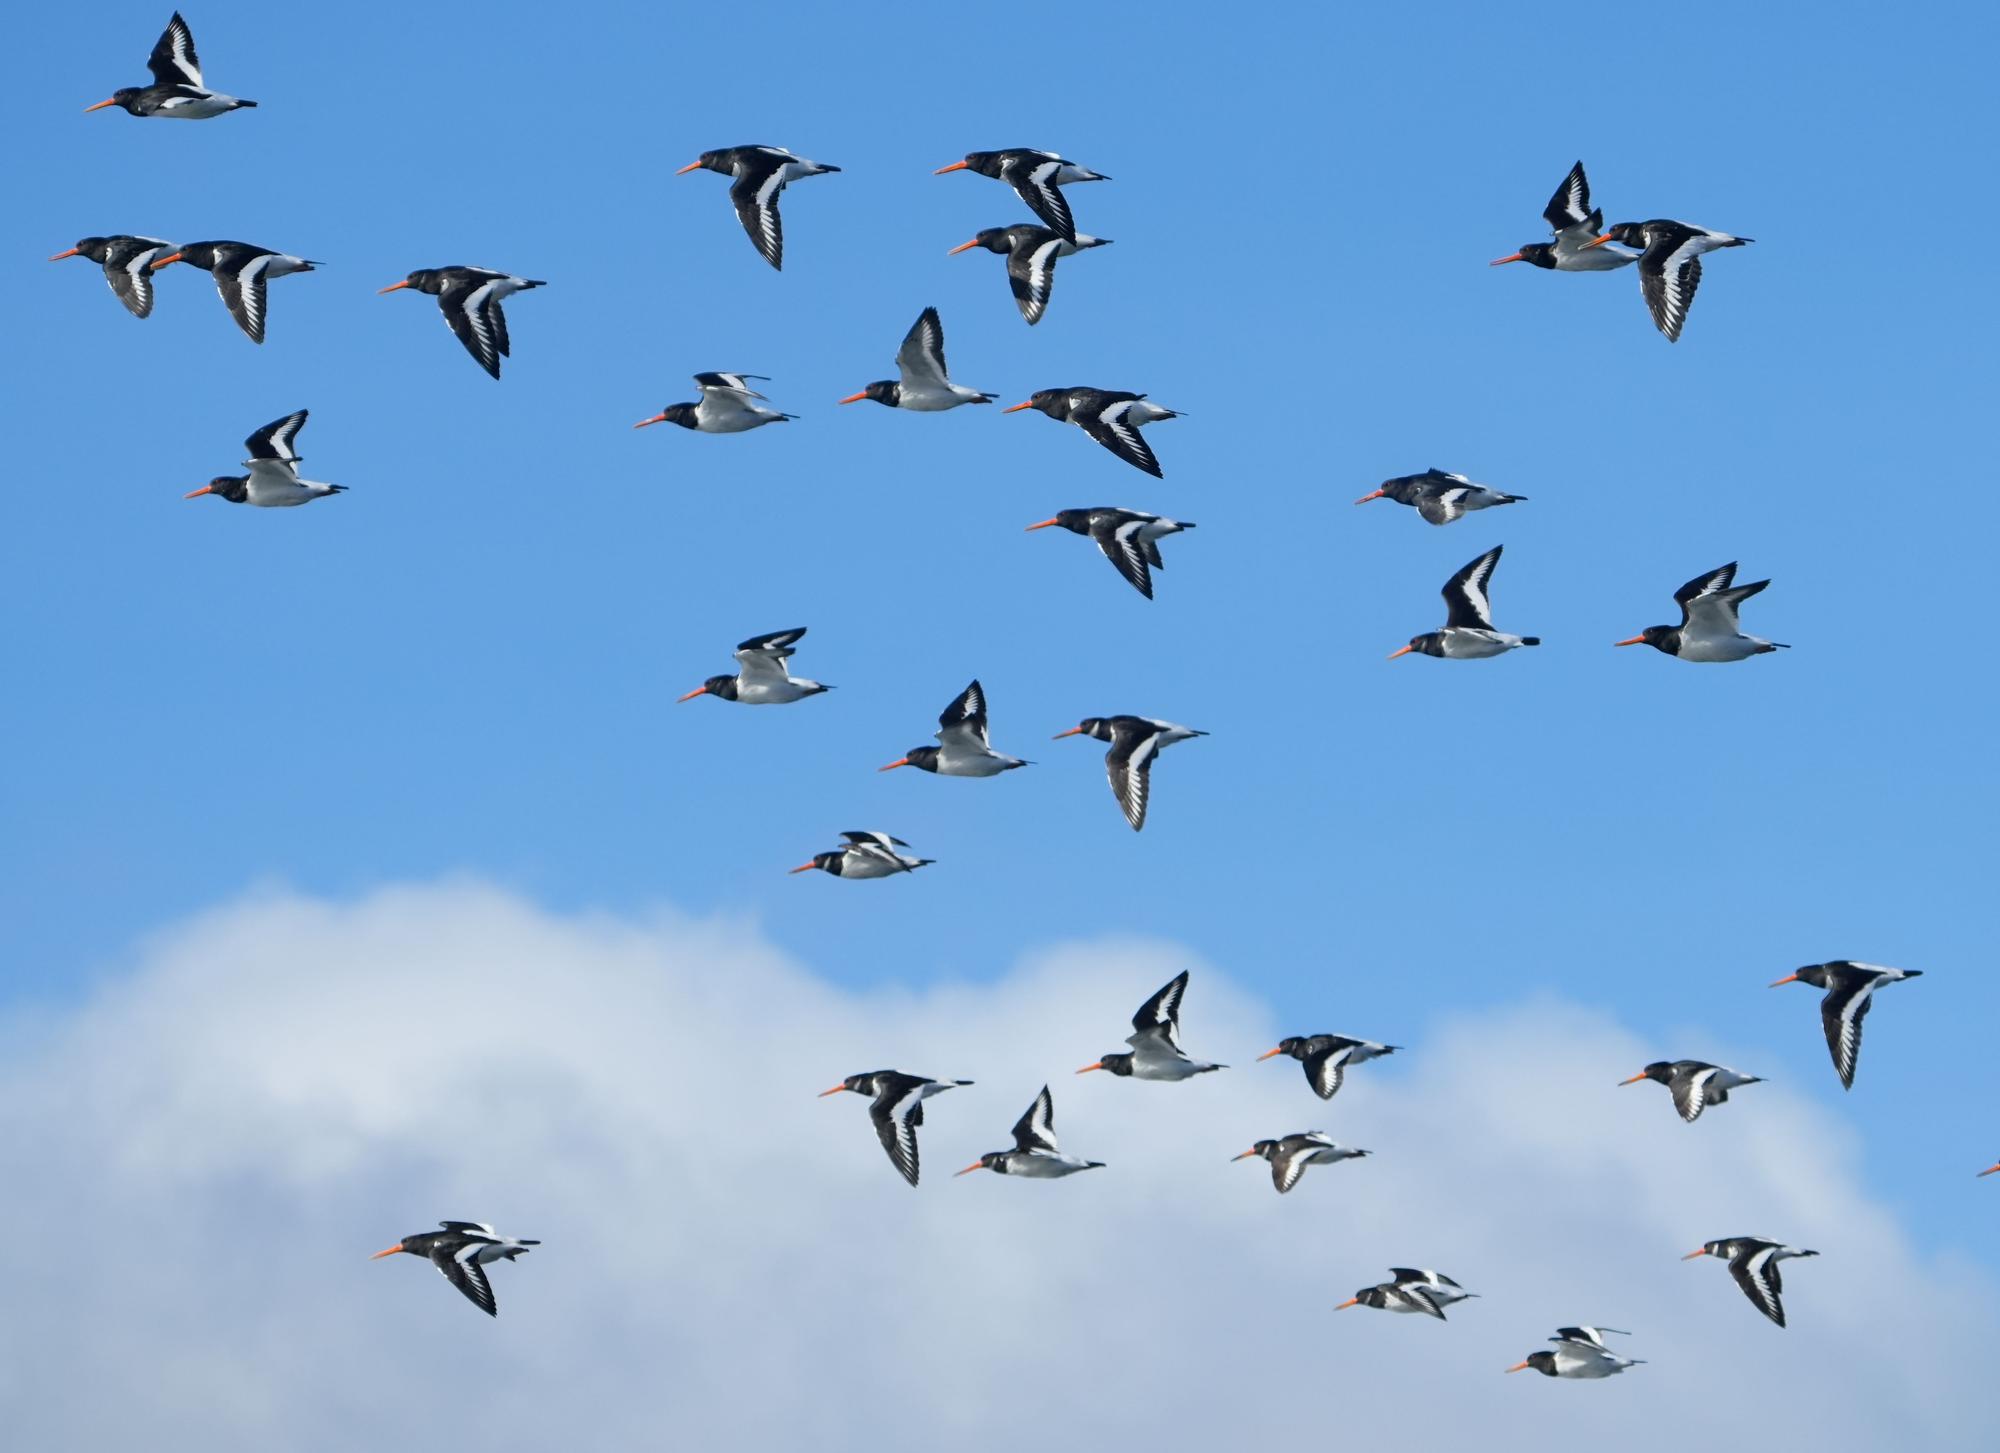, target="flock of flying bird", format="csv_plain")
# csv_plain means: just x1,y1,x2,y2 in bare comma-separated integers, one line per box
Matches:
62,10,1983,1379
